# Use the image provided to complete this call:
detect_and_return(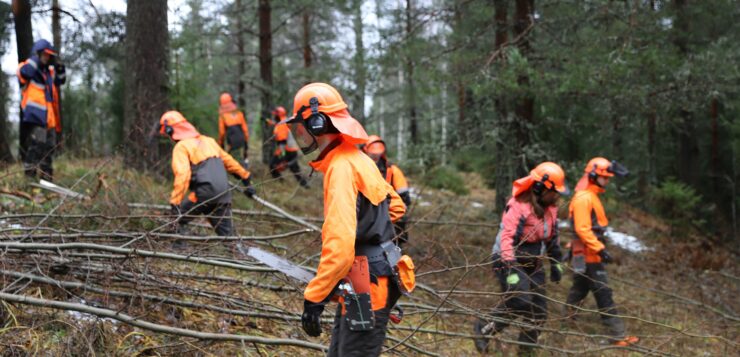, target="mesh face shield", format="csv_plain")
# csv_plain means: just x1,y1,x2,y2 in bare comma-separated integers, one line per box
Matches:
286,107,319,155
608,160,630,177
